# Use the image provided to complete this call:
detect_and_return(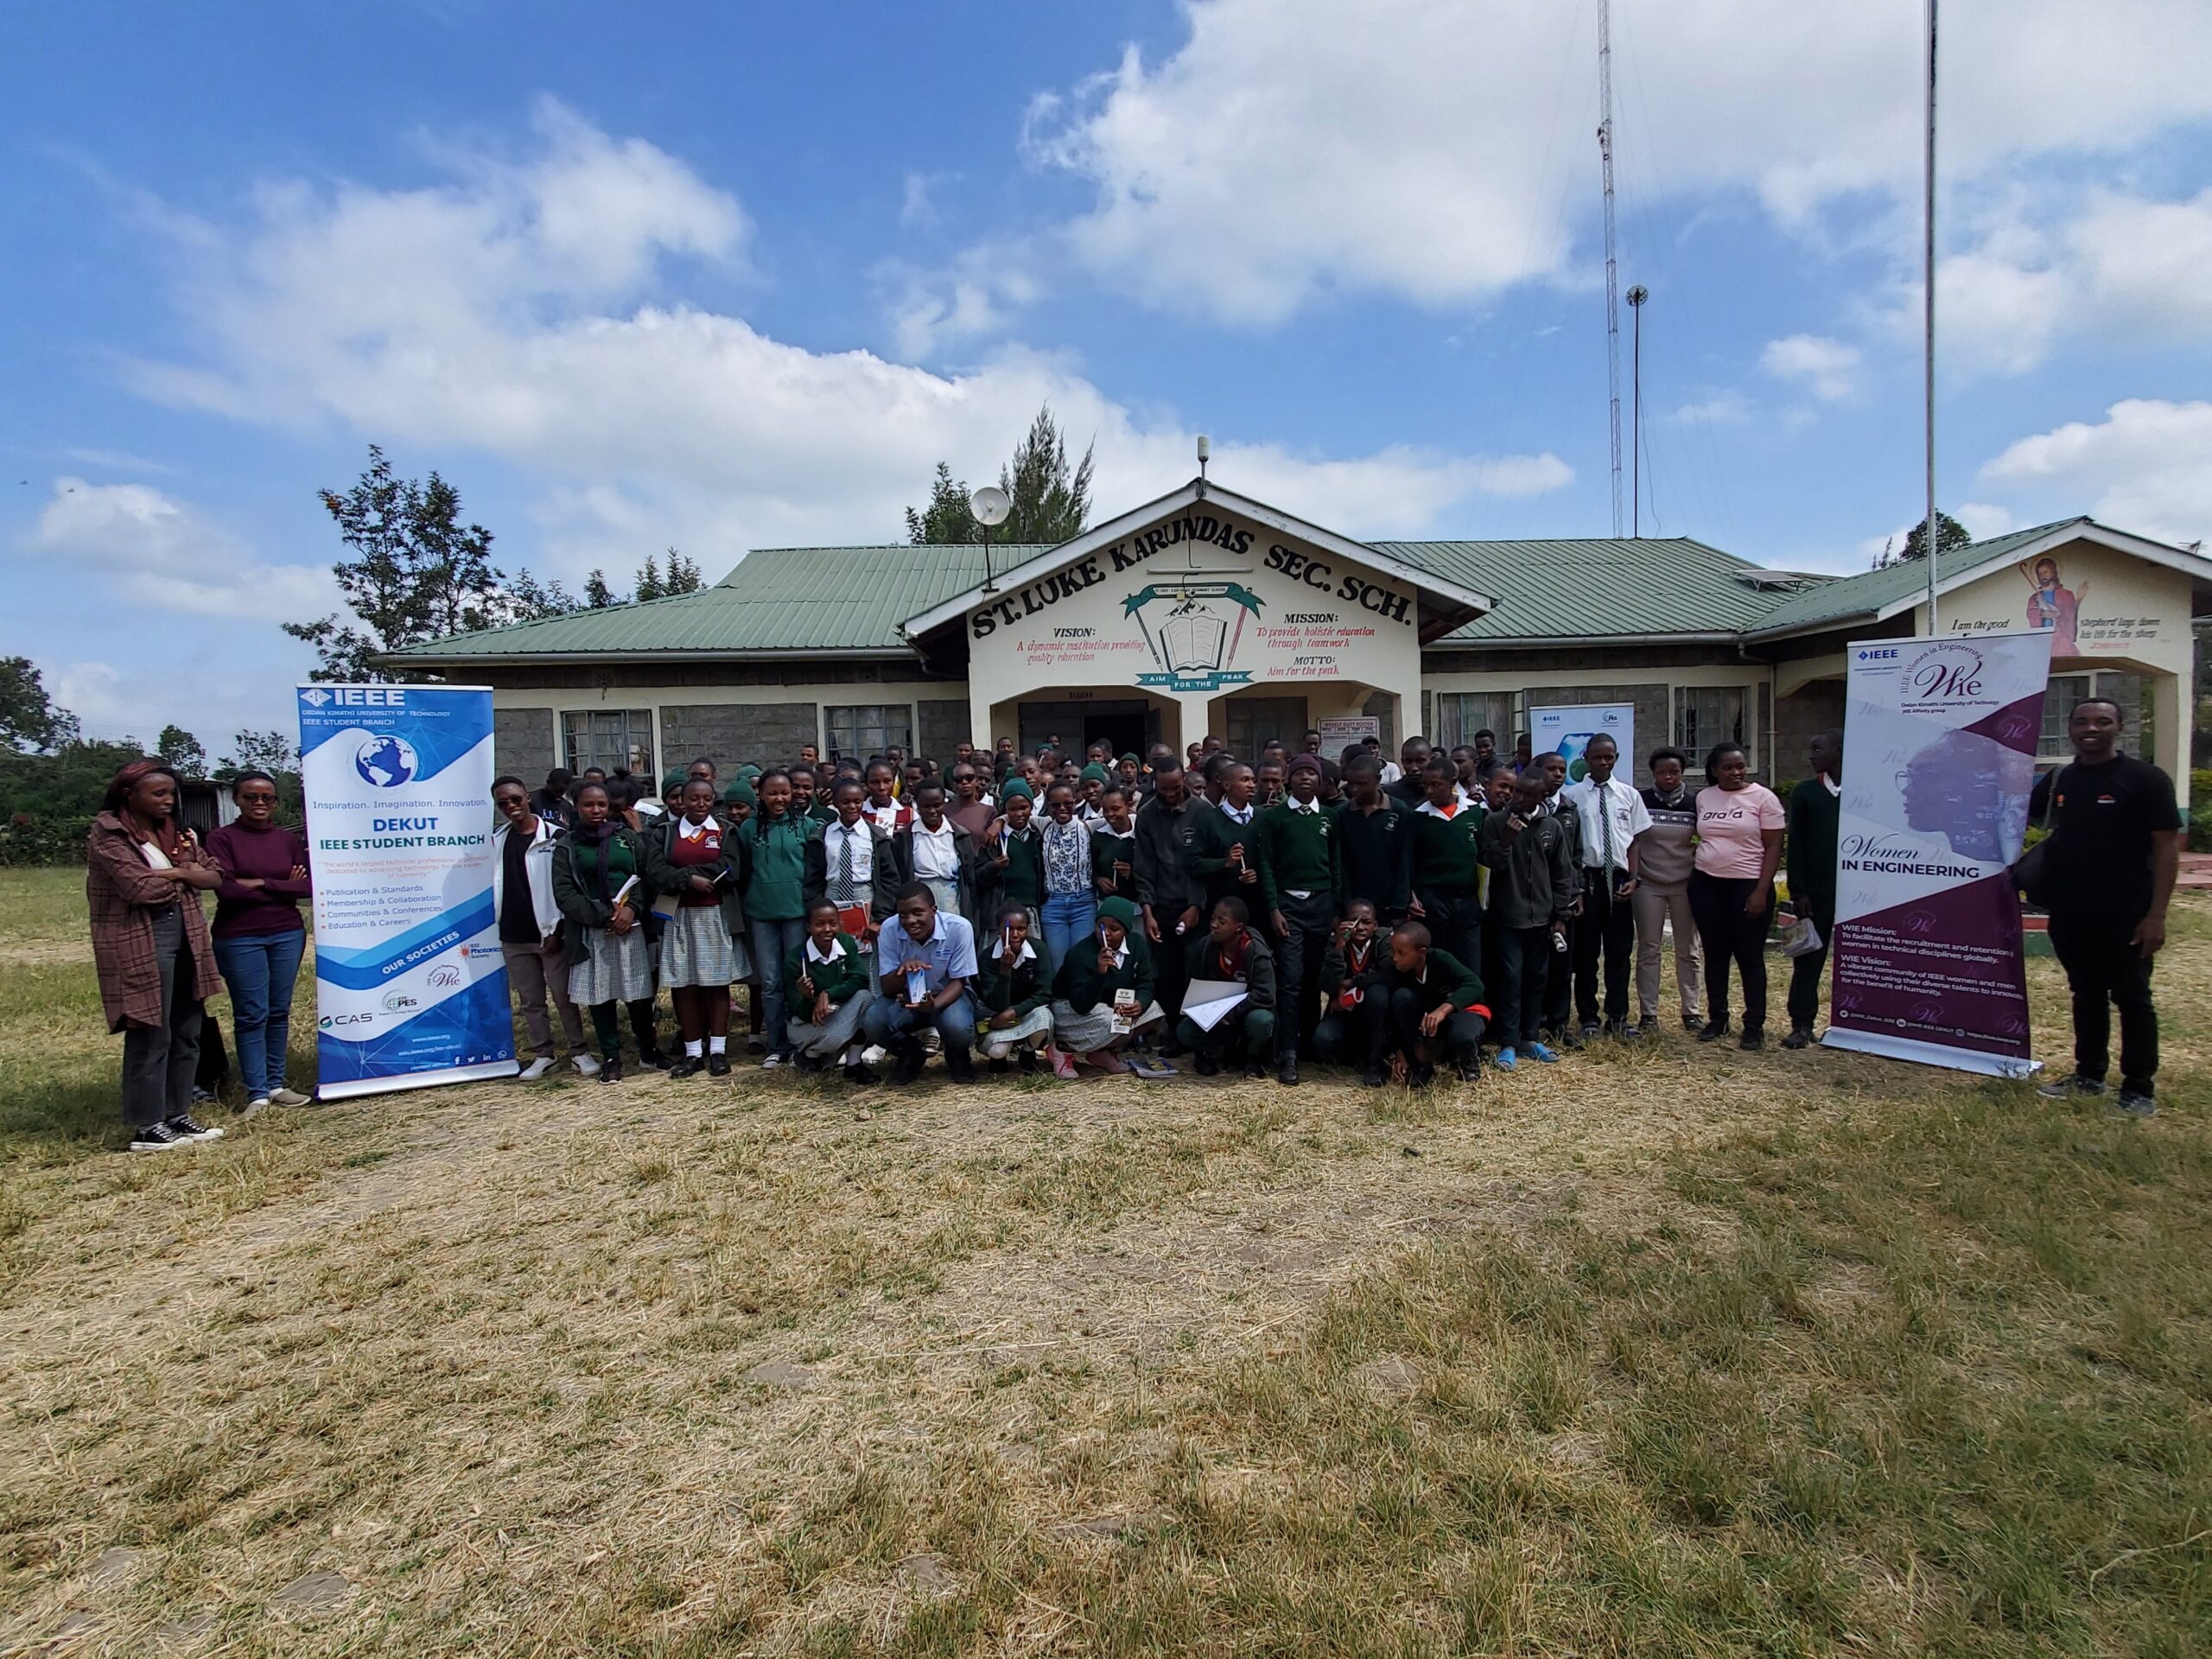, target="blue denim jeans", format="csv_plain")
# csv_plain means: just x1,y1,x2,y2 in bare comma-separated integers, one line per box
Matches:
747,917,810,1057
213,929,307,1097
862,990,978,1059
1039,889,1097,979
